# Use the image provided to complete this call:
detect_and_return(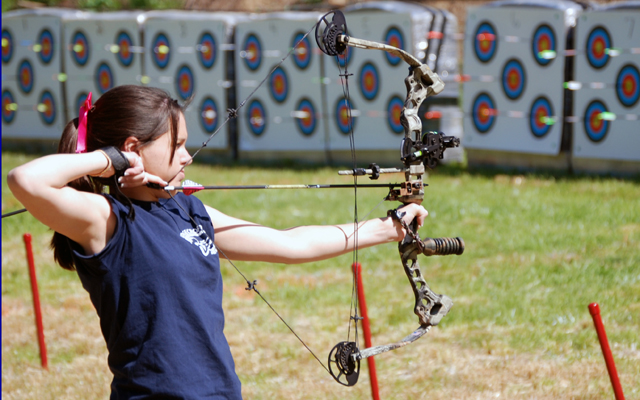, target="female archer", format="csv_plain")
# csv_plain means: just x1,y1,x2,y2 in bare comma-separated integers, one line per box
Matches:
8,84,428,399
